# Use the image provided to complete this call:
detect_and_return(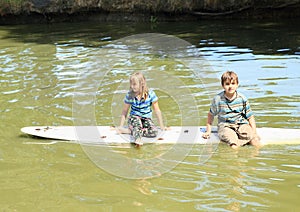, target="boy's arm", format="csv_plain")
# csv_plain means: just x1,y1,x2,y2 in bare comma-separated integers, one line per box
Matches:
202,112,214,139
152,101,165,130
248,115,262,147
248,115,258,134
